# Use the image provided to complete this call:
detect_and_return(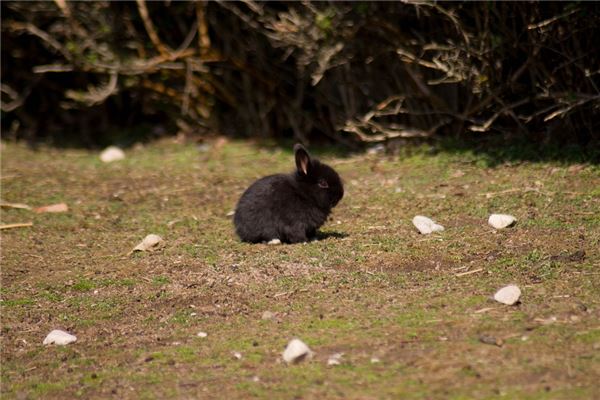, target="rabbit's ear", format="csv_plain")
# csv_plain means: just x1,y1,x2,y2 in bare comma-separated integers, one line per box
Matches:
294,144,312,176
